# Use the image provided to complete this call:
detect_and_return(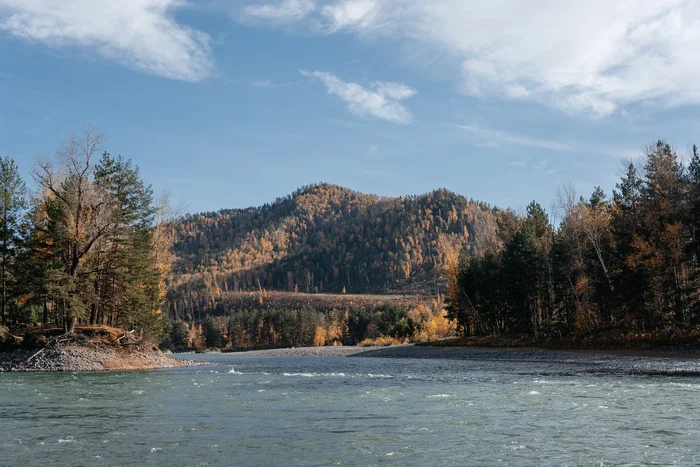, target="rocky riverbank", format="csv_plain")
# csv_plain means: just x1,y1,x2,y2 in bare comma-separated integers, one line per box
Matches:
0,343,199,372
0,325,199,372
231,342,700,363
228,345,388,357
